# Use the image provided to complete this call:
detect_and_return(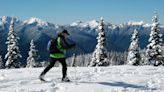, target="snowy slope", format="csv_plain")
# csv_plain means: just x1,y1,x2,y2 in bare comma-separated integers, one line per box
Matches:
0,65,164,92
